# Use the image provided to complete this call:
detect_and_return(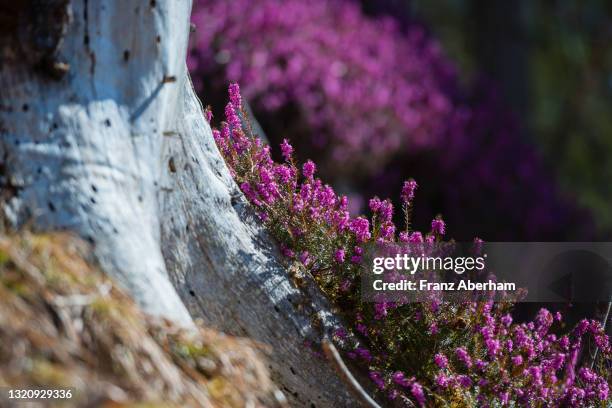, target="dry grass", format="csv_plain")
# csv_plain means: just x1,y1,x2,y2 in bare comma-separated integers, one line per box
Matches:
0,232,284,407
